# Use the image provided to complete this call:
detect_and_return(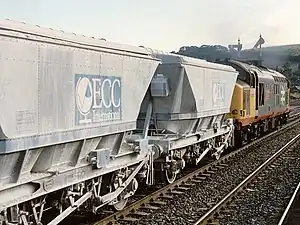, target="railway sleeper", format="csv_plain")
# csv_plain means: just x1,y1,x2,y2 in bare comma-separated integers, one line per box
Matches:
167,190,184,195
175,186,190,191
181,183,196,187
130,211,150,217
194,176,207,180
140,205,160,210
150,200,167,206
160,195,173,200
190,179,203,183
121,217,139,222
